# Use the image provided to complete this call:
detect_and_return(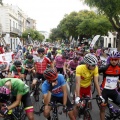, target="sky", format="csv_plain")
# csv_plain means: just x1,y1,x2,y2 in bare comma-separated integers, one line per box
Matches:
3,0,90,32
